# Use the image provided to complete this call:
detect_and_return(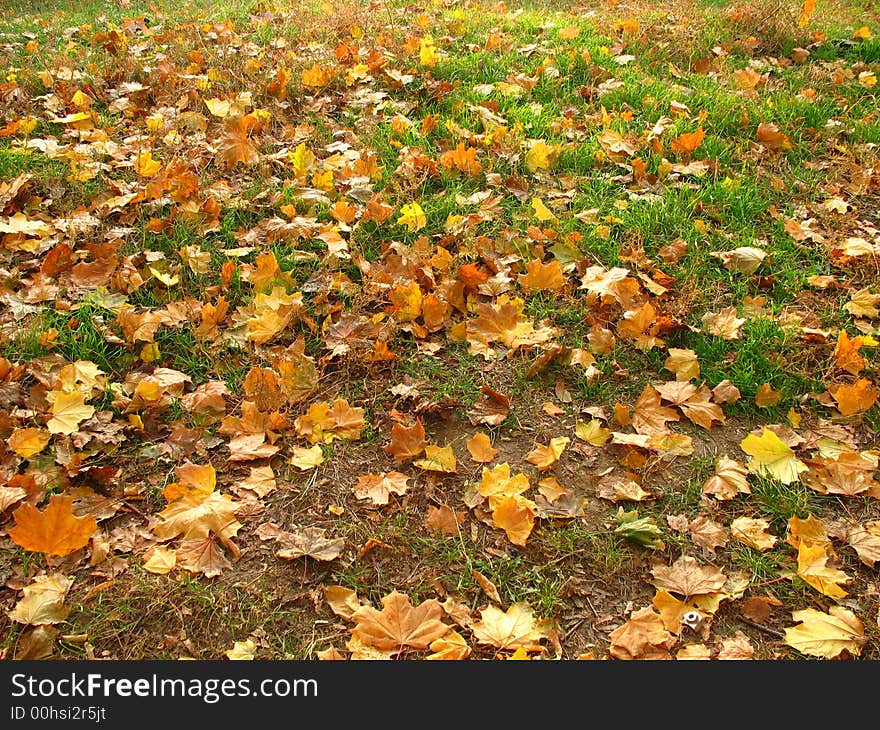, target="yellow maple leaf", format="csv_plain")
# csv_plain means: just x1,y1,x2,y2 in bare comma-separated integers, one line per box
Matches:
397,202,426,232
492,495,536,546
531,196,556,222
524,140,562,172
469,602,548,650
289,444,325,470
784,606,864,658
419,35,441,66
7,428,51,458
478,462,531,507
414,444,457,472
796,543,850,599
524,436,570,471
134,150,162,177
574,420,611,446
740,428,807,484
46,390,95,435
